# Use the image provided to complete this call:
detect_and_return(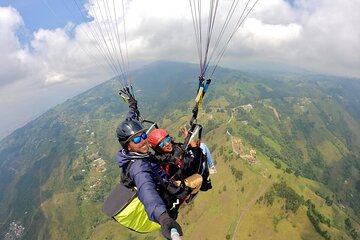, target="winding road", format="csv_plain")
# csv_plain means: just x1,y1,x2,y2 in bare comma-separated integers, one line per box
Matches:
231,178,272,240
226,126,272,240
